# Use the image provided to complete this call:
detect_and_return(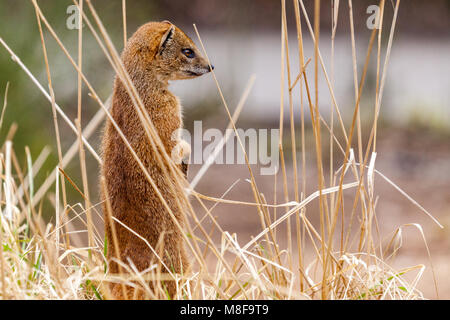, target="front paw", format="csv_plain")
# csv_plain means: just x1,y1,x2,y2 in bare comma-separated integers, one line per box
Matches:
171,140,191,164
